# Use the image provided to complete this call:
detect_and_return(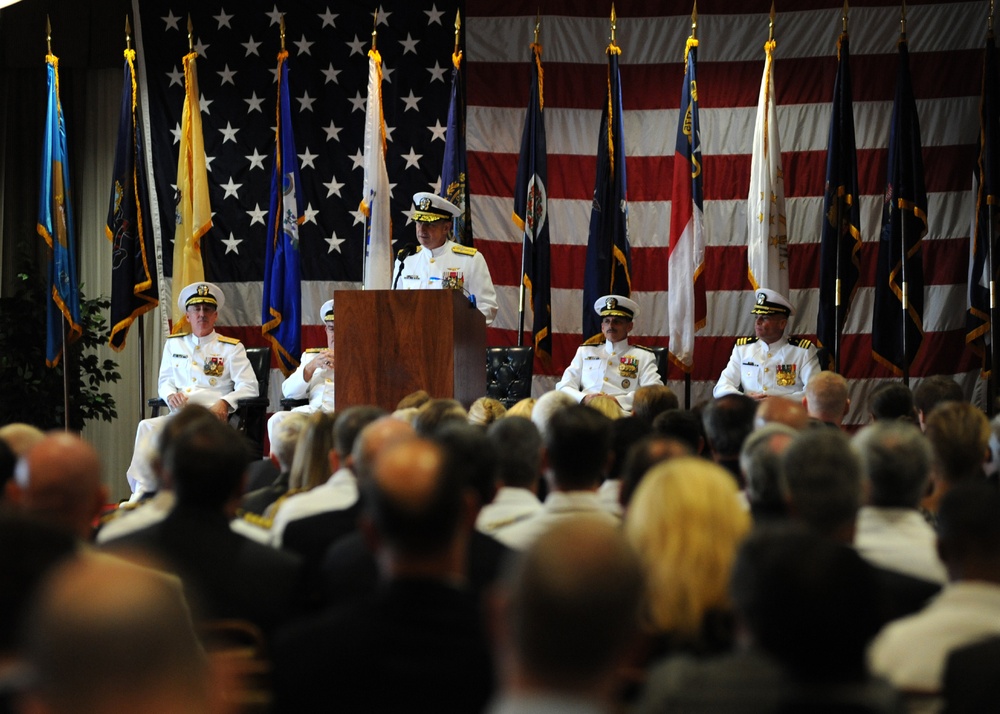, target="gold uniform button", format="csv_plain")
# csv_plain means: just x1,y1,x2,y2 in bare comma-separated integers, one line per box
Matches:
763,386,769,392
764,368,769,373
